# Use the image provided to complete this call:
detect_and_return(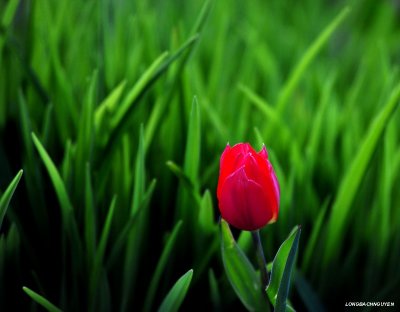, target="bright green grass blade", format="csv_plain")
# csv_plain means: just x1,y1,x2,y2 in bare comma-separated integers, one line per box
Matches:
178,97,201,223
22,287,62,312
0,170,23,230
31,133,73,215
276,6,350,112
199,190,216,234
100,34,198,163
75,71,97,189
31,132,82,261
220,219,268,312
144,0,211,150
1,0,19,27
94,79,126,138
143,220,183,312
0,0,19,51
157,269,194,312
132,124,145,215
266,226,301,312
111,52,169,129
323,82,400,264
183,96,201,185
